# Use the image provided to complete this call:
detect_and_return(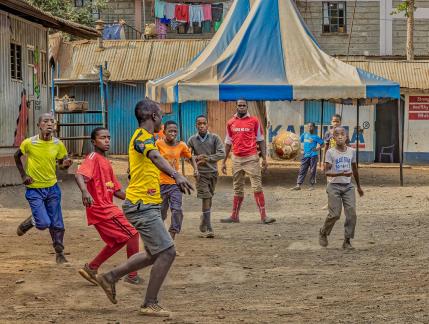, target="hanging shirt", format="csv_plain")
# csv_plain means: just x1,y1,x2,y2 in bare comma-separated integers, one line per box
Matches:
202,4,212,21
212,3,223,22
175,4,190,23
225,113,264,158
164,2,176,20
77,152,123,225
154,0,166,18
189,5,204,26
